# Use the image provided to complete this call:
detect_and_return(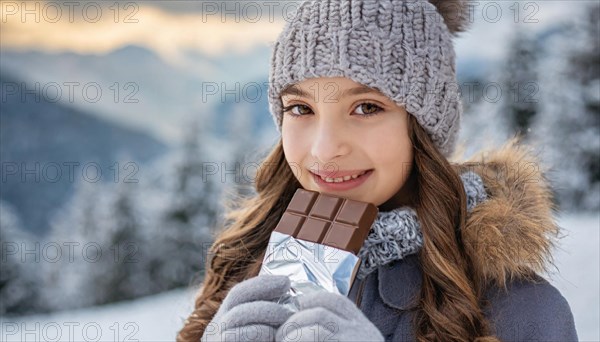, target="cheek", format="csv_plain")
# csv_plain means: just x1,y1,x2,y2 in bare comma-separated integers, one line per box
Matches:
386,140,413,177
366,124,413,180
363,124,410,161
282,126,306,179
